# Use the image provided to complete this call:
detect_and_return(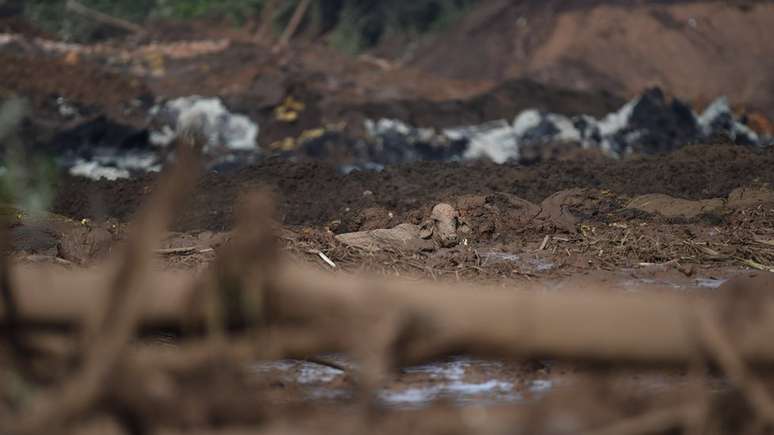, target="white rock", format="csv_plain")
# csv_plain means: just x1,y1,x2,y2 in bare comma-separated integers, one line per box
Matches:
460,120,518,163
68,160,130,181
697,97,731,136
150,96,258,151
512,109,542,136
597,97,639,137
698,97,759,142
546,113,582,143
365,118,412,136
